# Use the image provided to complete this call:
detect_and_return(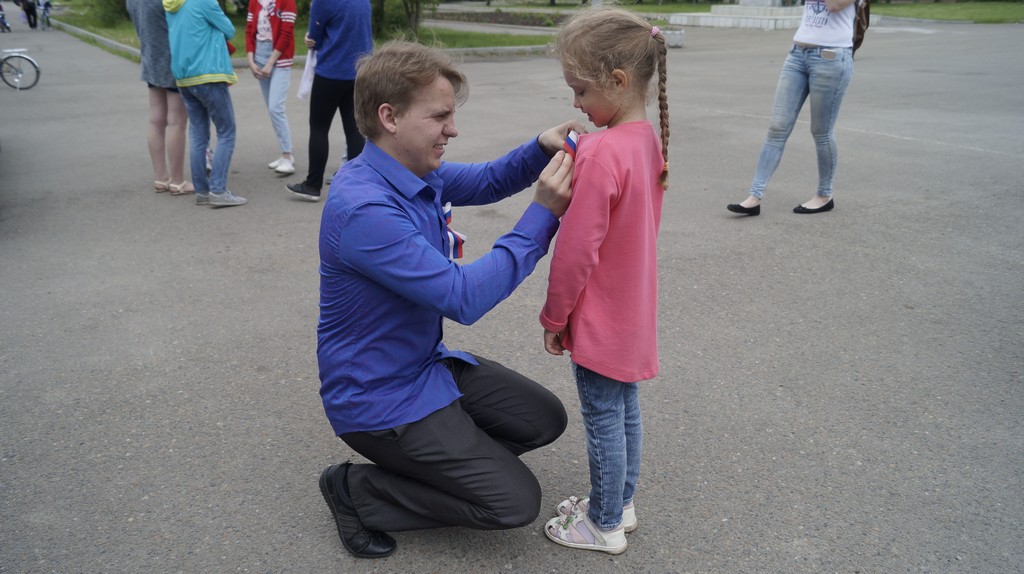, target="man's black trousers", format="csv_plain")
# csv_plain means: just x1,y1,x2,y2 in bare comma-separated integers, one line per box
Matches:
339,354,568,532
